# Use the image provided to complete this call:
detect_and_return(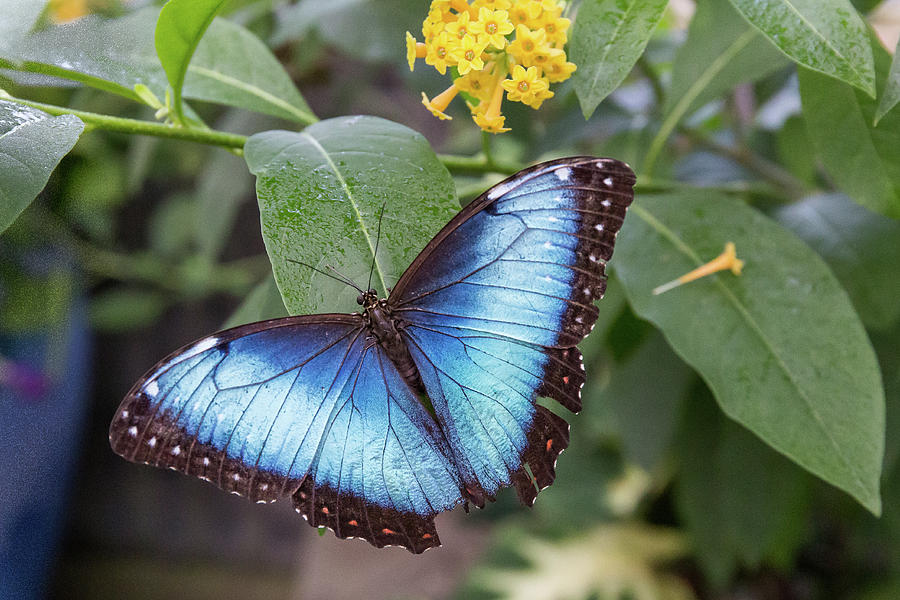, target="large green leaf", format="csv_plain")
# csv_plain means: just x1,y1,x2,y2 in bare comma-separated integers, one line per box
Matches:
663,0,789,120
799,36,900,219
875,37,900,125
0,100,84,234
0,7,313,123
727,0,875,96
675,385,812,587
155,0,229,123
569,0,668,119
245,116,459,315
614,191,884,515
777,193,900,331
